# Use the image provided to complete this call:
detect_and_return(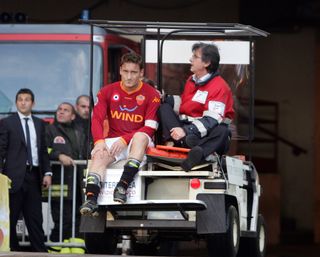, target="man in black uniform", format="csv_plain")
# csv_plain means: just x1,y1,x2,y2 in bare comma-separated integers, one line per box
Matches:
0,88,52,252
46,102,87,242
74,95,92,157
74,95,90,128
